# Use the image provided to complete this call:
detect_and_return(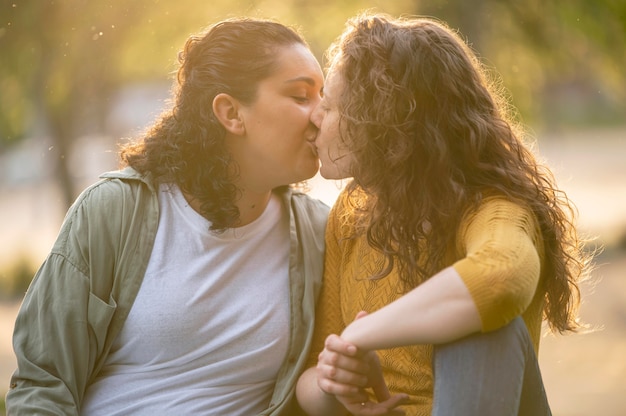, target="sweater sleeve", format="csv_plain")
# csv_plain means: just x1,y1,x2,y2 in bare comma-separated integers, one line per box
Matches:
452,197,542,333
